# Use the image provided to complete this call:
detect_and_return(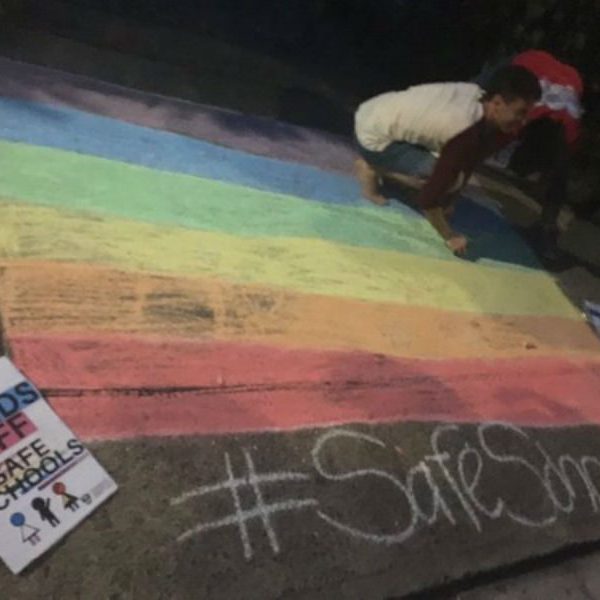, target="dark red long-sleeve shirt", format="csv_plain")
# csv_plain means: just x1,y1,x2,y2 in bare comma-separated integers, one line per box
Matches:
417,118,504,209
